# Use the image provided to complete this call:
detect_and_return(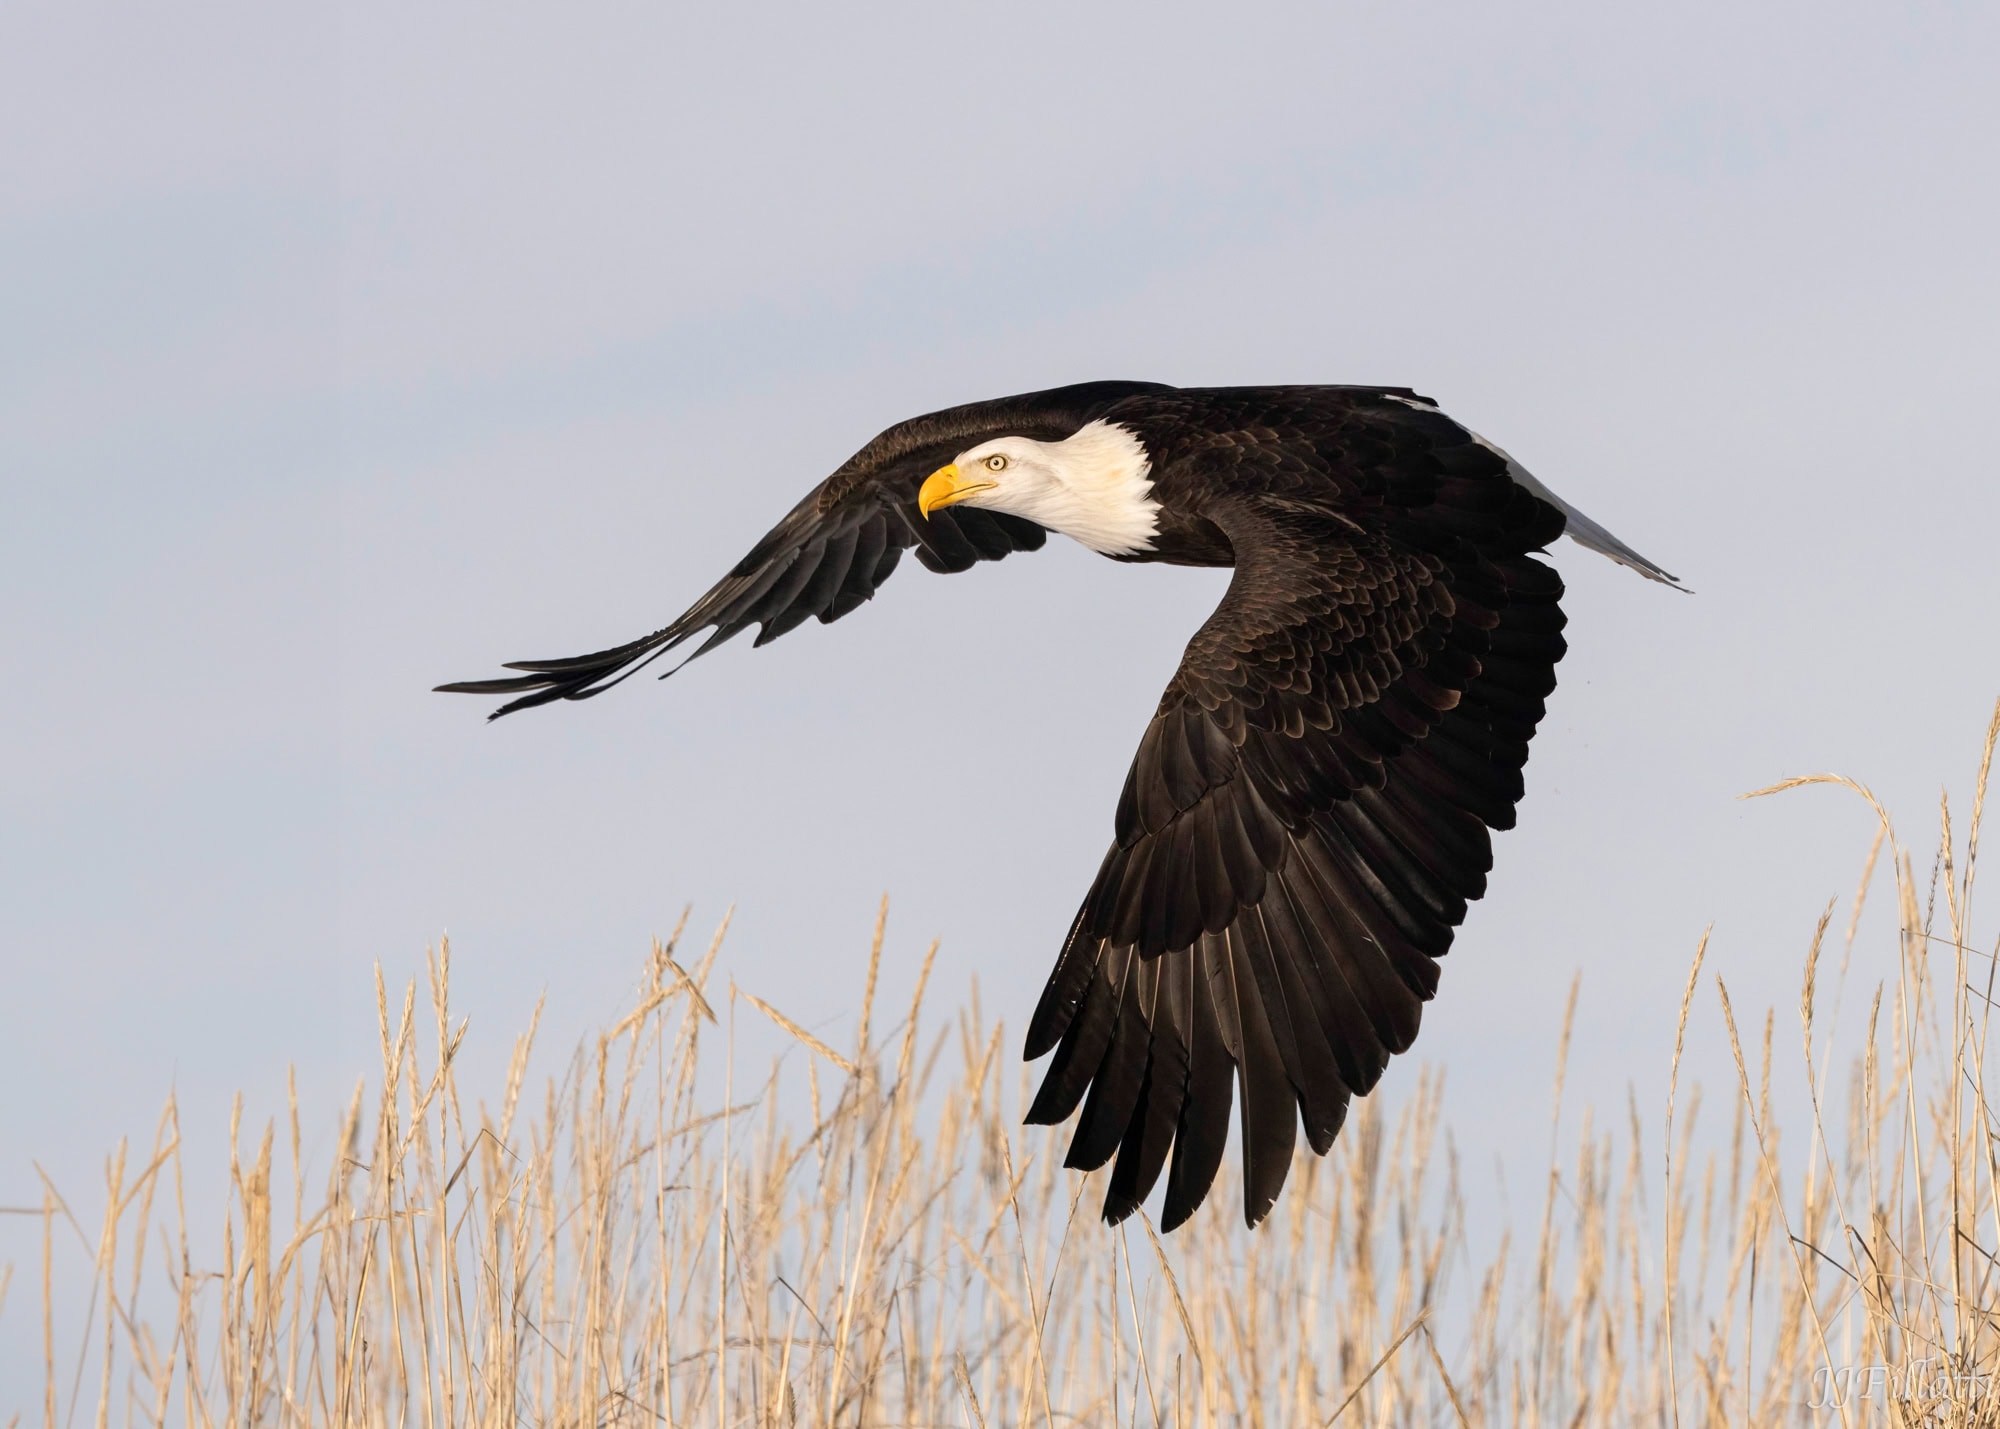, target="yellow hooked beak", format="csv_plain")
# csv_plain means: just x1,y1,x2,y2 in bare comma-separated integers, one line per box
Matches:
917,463,997,519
